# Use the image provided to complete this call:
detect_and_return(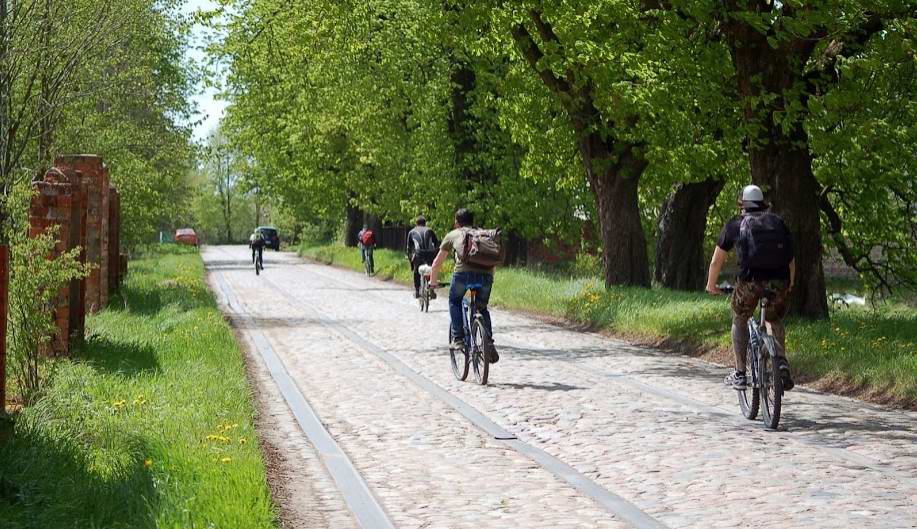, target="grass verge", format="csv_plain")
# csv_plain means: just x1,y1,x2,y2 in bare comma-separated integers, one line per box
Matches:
301,243,917,409
0,245,275,529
